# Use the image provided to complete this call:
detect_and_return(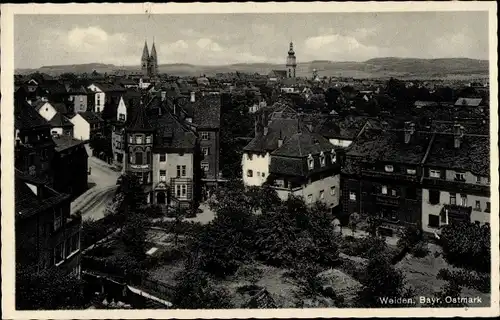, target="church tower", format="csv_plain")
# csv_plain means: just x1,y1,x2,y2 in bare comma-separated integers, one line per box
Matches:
141,41,150,76
149,42,158,77
286,42,297,78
